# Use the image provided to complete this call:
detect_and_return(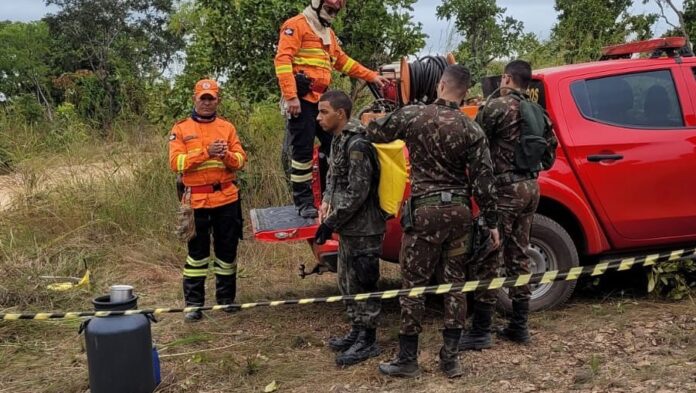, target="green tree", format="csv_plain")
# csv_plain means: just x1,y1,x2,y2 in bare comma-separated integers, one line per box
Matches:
44,0,183,129
0,21,53,119
334,0,426,70
686,0,696,41
436,0,525,82
647,0,695,45
190,0,425,102
552,0,657,64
